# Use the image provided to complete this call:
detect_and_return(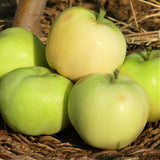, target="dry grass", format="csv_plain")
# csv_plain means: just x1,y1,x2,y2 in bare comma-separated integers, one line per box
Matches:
105,0,160,45
0,0,160,46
